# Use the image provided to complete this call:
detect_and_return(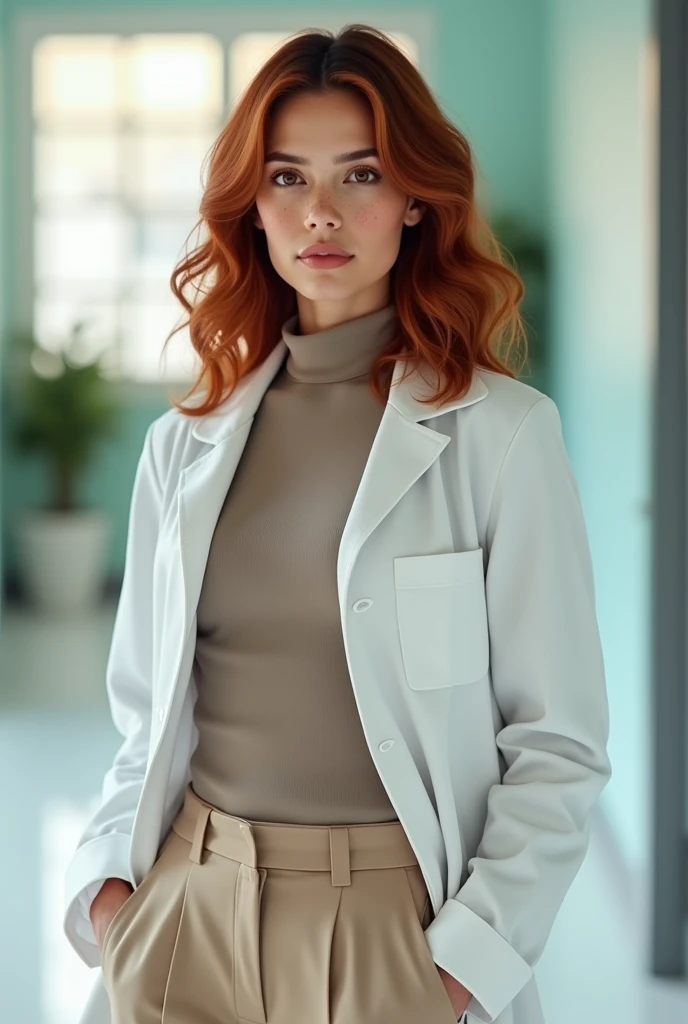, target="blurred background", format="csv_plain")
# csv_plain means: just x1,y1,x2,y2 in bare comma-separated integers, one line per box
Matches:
0,0,686,1022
